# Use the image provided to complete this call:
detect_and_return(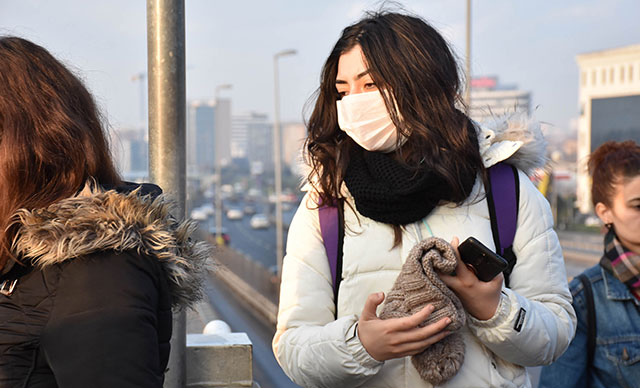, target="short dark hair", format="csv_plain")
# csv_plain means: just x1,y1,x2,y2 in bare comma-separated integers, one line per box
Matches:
305,11,483,209
0,37,121,269
588,140,640,207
